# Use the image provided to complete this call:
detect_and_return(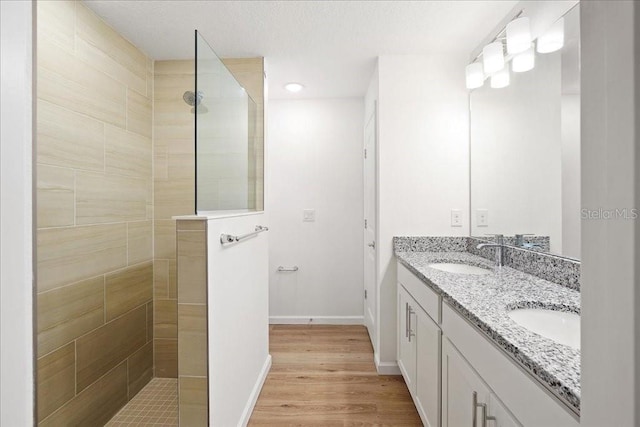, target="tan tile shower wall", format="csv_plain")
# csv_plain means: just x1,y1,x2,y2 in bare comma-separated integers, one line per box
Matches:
176,219,209,425
153,60,195,377
36,1,153,425
152,58,264,378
